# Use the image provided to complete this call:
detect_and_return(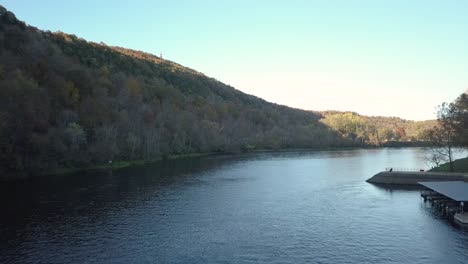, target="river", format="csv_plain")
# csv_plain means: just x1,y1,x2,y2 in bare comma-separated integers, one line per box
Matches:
1,148,468,263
